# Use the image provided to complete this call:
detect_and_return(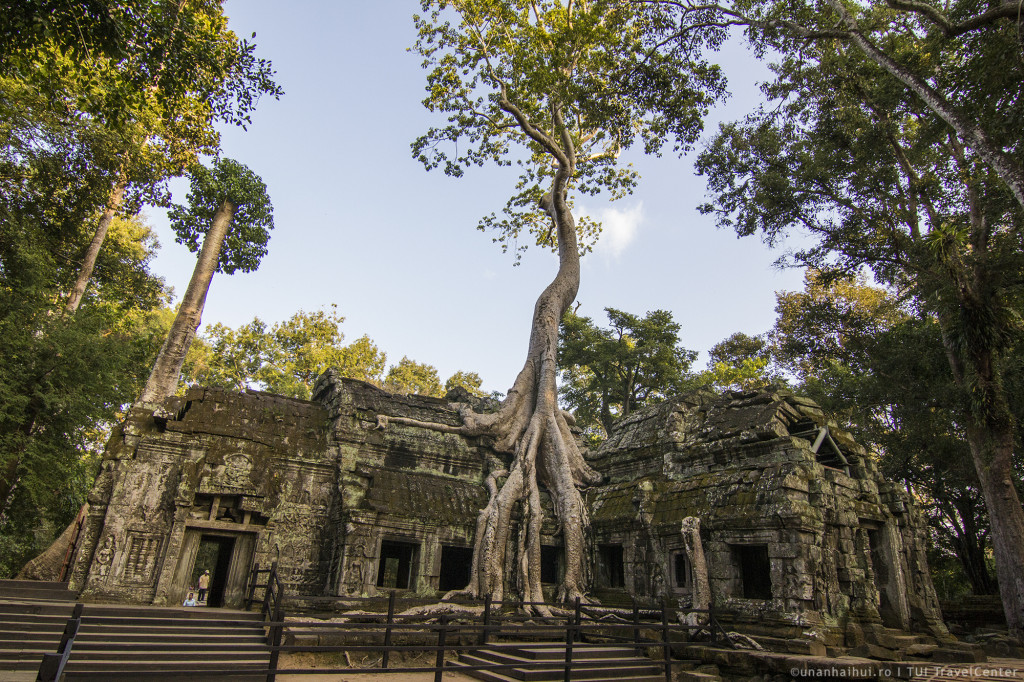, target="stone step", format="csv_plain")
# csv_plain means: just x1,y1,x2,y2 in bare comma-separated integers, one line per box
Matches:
74,631,266,644
0,601,78,616
451,659,664,682
66,647,271,661
79,614,265,629
0,580,76,602
493,643,649,660
61,661,270,680
82,604,263,620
